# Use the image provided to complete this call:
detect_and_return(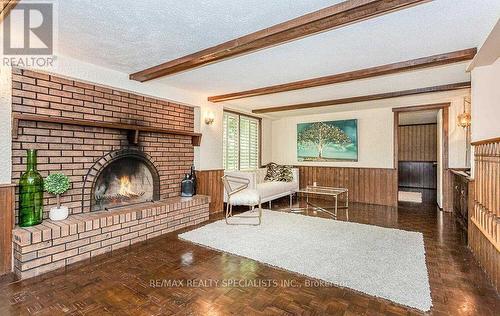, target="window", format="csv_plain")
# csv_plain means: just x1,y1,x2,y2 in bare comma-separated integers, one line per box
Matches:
223,111,260,171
